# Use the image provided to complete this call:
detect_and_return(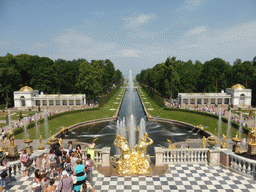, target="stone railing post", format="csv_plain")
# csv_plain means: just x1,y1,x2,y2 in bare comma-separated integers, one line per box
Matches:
155,147,164,166
220,149,231,168
101,147,111,167
208,148,221,166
